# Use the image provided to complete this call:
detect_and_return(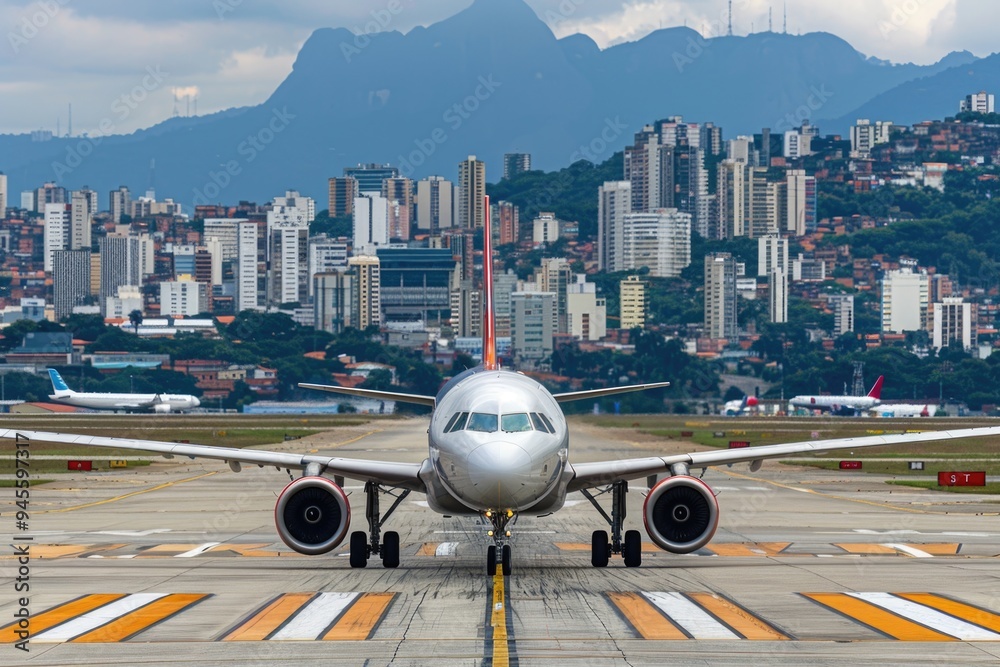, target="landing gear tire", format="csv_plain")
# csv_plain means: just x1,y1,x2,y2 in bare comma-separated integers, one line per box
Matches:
349,531,368,568
501,544,512,576
623,530,642,568
591,530,610,568
486,545,497,574
382,531,400,568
